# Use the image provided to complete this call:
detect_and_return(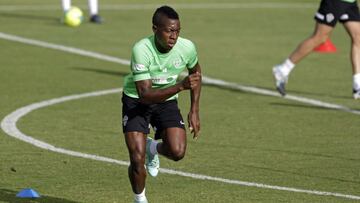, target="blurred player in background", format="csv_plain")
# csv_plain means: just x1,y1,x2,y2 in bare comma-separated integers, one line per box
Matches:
121,5,202,203
272,0,360,99
61,0,102,23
